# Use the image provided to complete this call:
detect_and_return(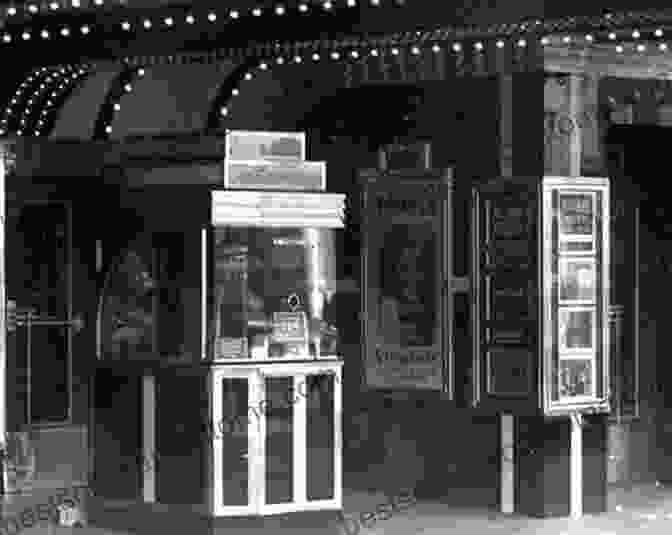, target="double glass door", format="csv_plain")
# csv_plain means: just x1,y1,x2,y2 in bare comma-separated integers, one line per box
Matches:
211,362,342,516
